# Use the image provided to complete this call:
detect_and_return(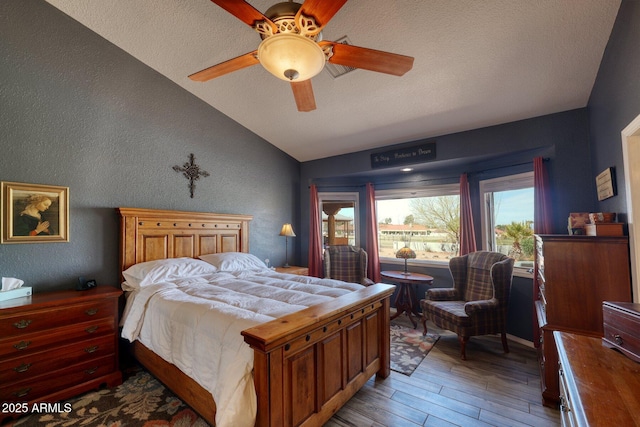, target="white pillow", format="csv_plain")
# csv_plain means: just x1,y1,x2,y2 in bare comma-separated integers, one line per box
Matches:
122,257,217,290
199,252,267,272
